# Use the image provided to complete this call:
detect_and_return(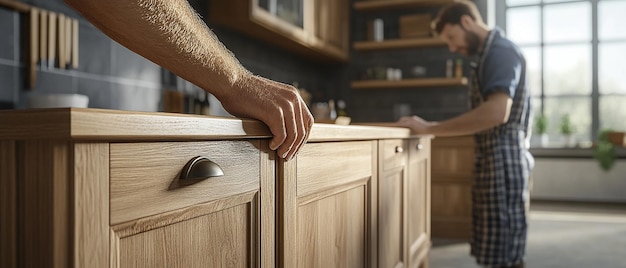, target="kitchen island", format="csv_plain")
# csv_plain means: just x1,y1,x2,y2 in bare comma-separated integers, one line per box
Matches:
0,108,431,268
